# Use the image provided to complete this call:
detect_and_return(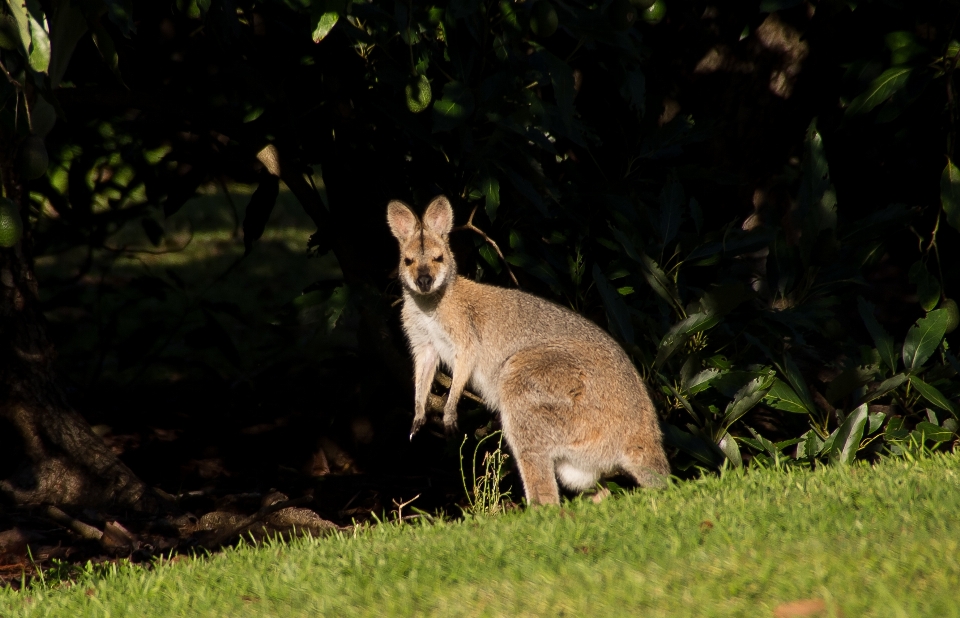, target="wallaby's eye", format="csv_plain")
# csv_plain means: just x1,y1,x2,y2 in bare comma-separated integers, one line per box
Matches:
404,258,414,266
434,255,444,263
